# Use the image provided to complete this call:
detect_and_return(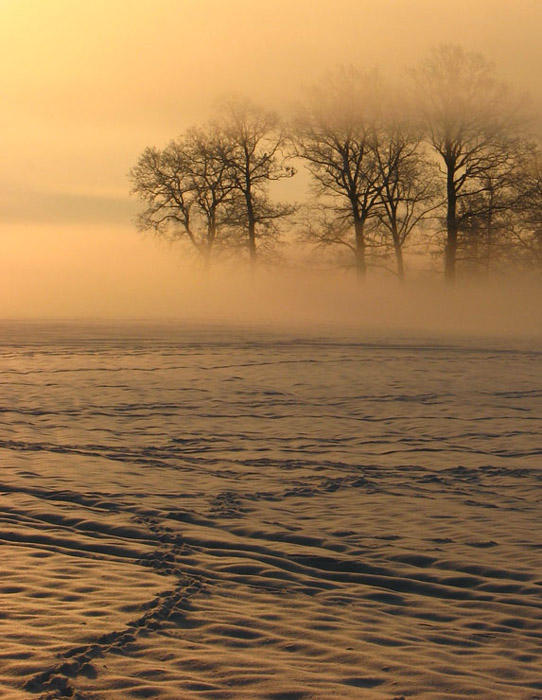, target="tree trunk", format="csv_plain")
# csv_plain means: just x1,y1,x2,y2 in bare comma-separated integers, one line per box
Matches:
204,219,216,272
247,219,257,268
245,182,257,269
485,189,494,274
445,164,458,282
353,216,366,279
394,240,405,282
